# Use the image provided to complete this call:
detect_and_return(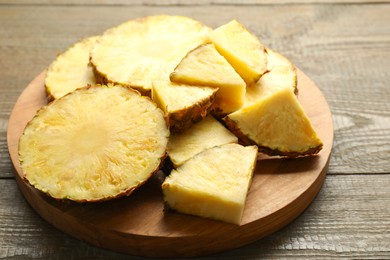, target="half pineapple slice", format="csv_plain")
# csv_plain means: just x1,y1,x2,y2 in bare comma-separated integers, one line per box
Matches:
19,85,169,202
170,43,246,115
90,15,211,95
152,80,217,132
224,87,323,157
162,143,258,225
168,115,238,167
45,36,99,100
208,20,268,85
245,48,297,106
